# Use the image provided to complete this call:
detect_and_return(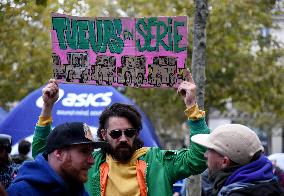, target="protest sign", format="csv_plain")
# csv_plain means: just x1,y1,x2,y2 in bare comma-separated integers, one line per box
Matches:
51,13,190,87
